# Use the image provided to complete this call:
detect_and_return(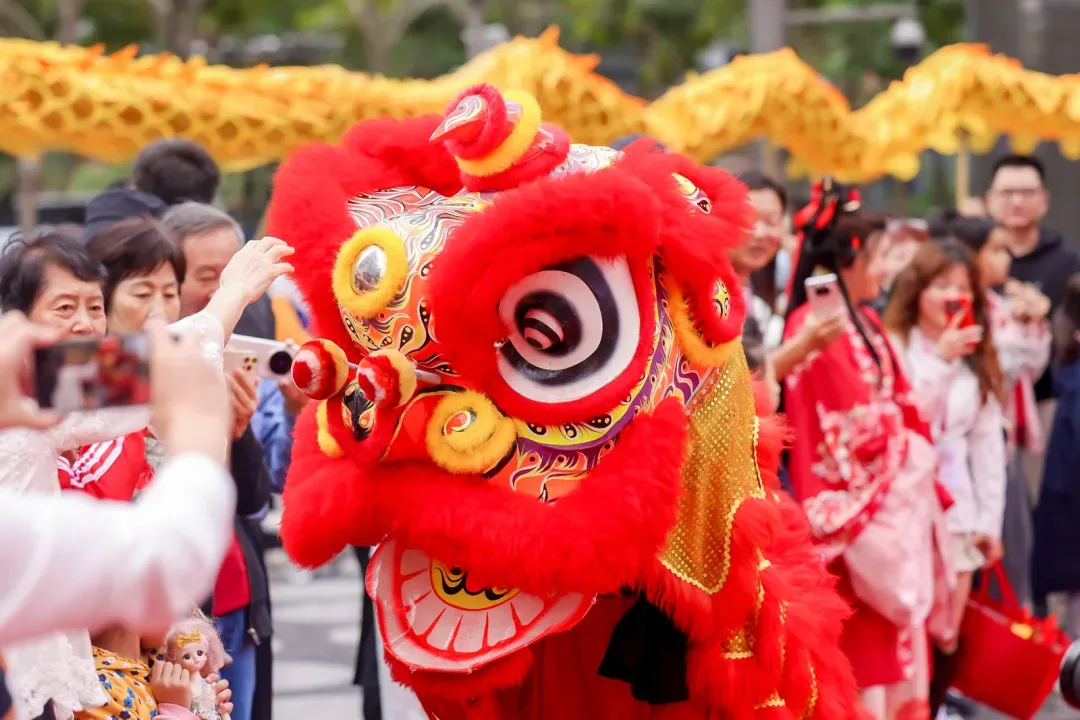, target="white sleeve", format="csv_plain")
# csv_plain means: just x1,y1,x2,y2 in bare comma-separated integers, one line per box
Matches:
0,453,236,648
169,312,225,369
970,397,1008,538
43,407,151,452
